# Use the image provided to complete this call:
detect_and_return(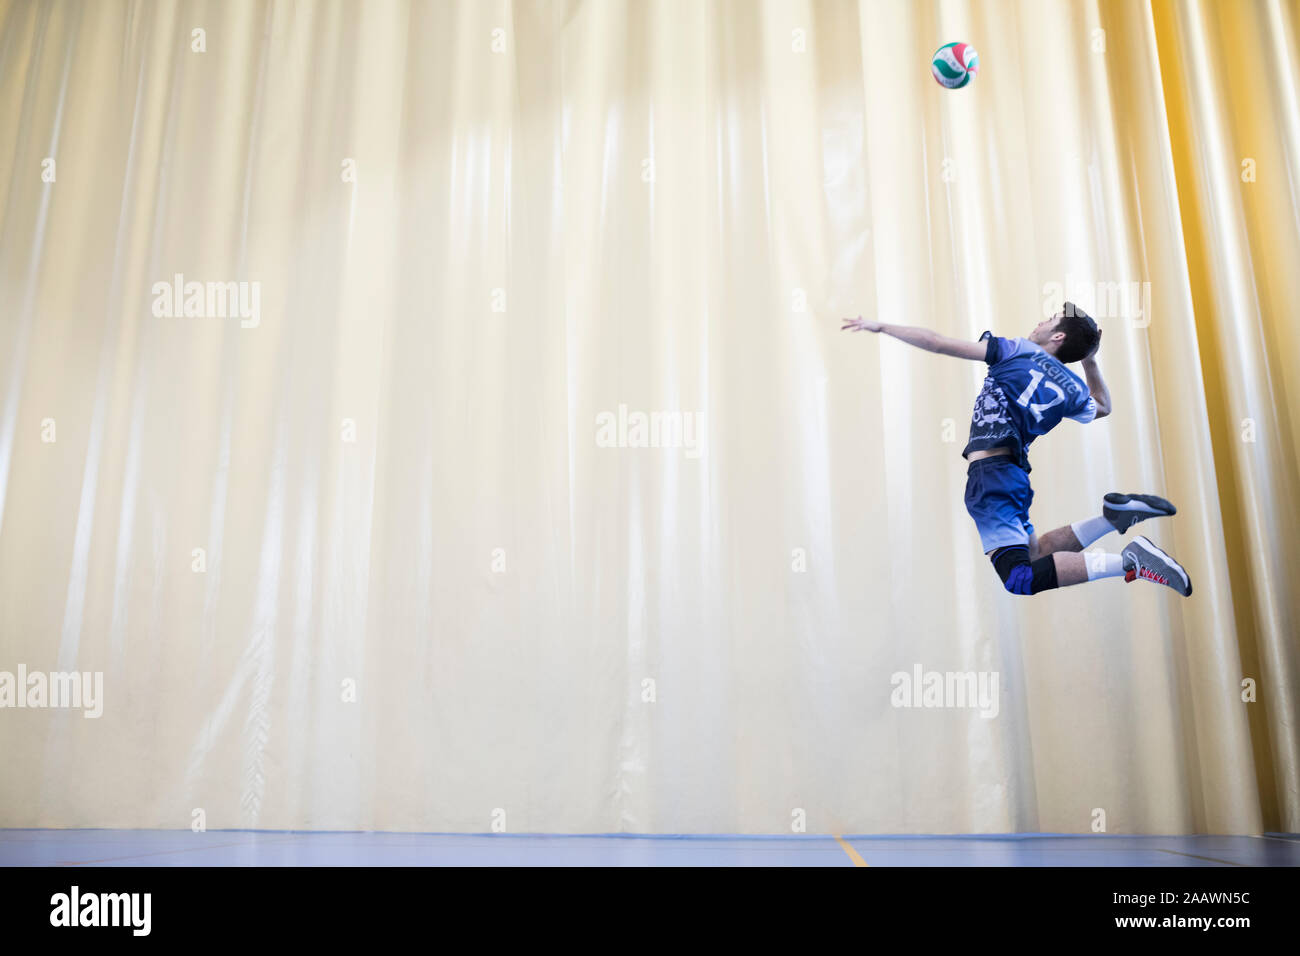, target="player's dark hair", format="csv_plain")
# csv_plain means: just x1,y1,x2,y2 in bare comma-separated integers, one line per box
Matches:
1054,302,1100,363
